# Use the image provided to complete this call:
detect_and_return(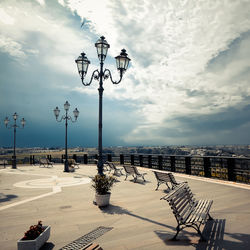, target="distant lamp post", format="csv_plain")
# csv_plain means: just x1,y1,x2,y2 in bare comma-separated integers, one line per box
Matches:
75,36,130,175
4,113,26,169
53,101,79,172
